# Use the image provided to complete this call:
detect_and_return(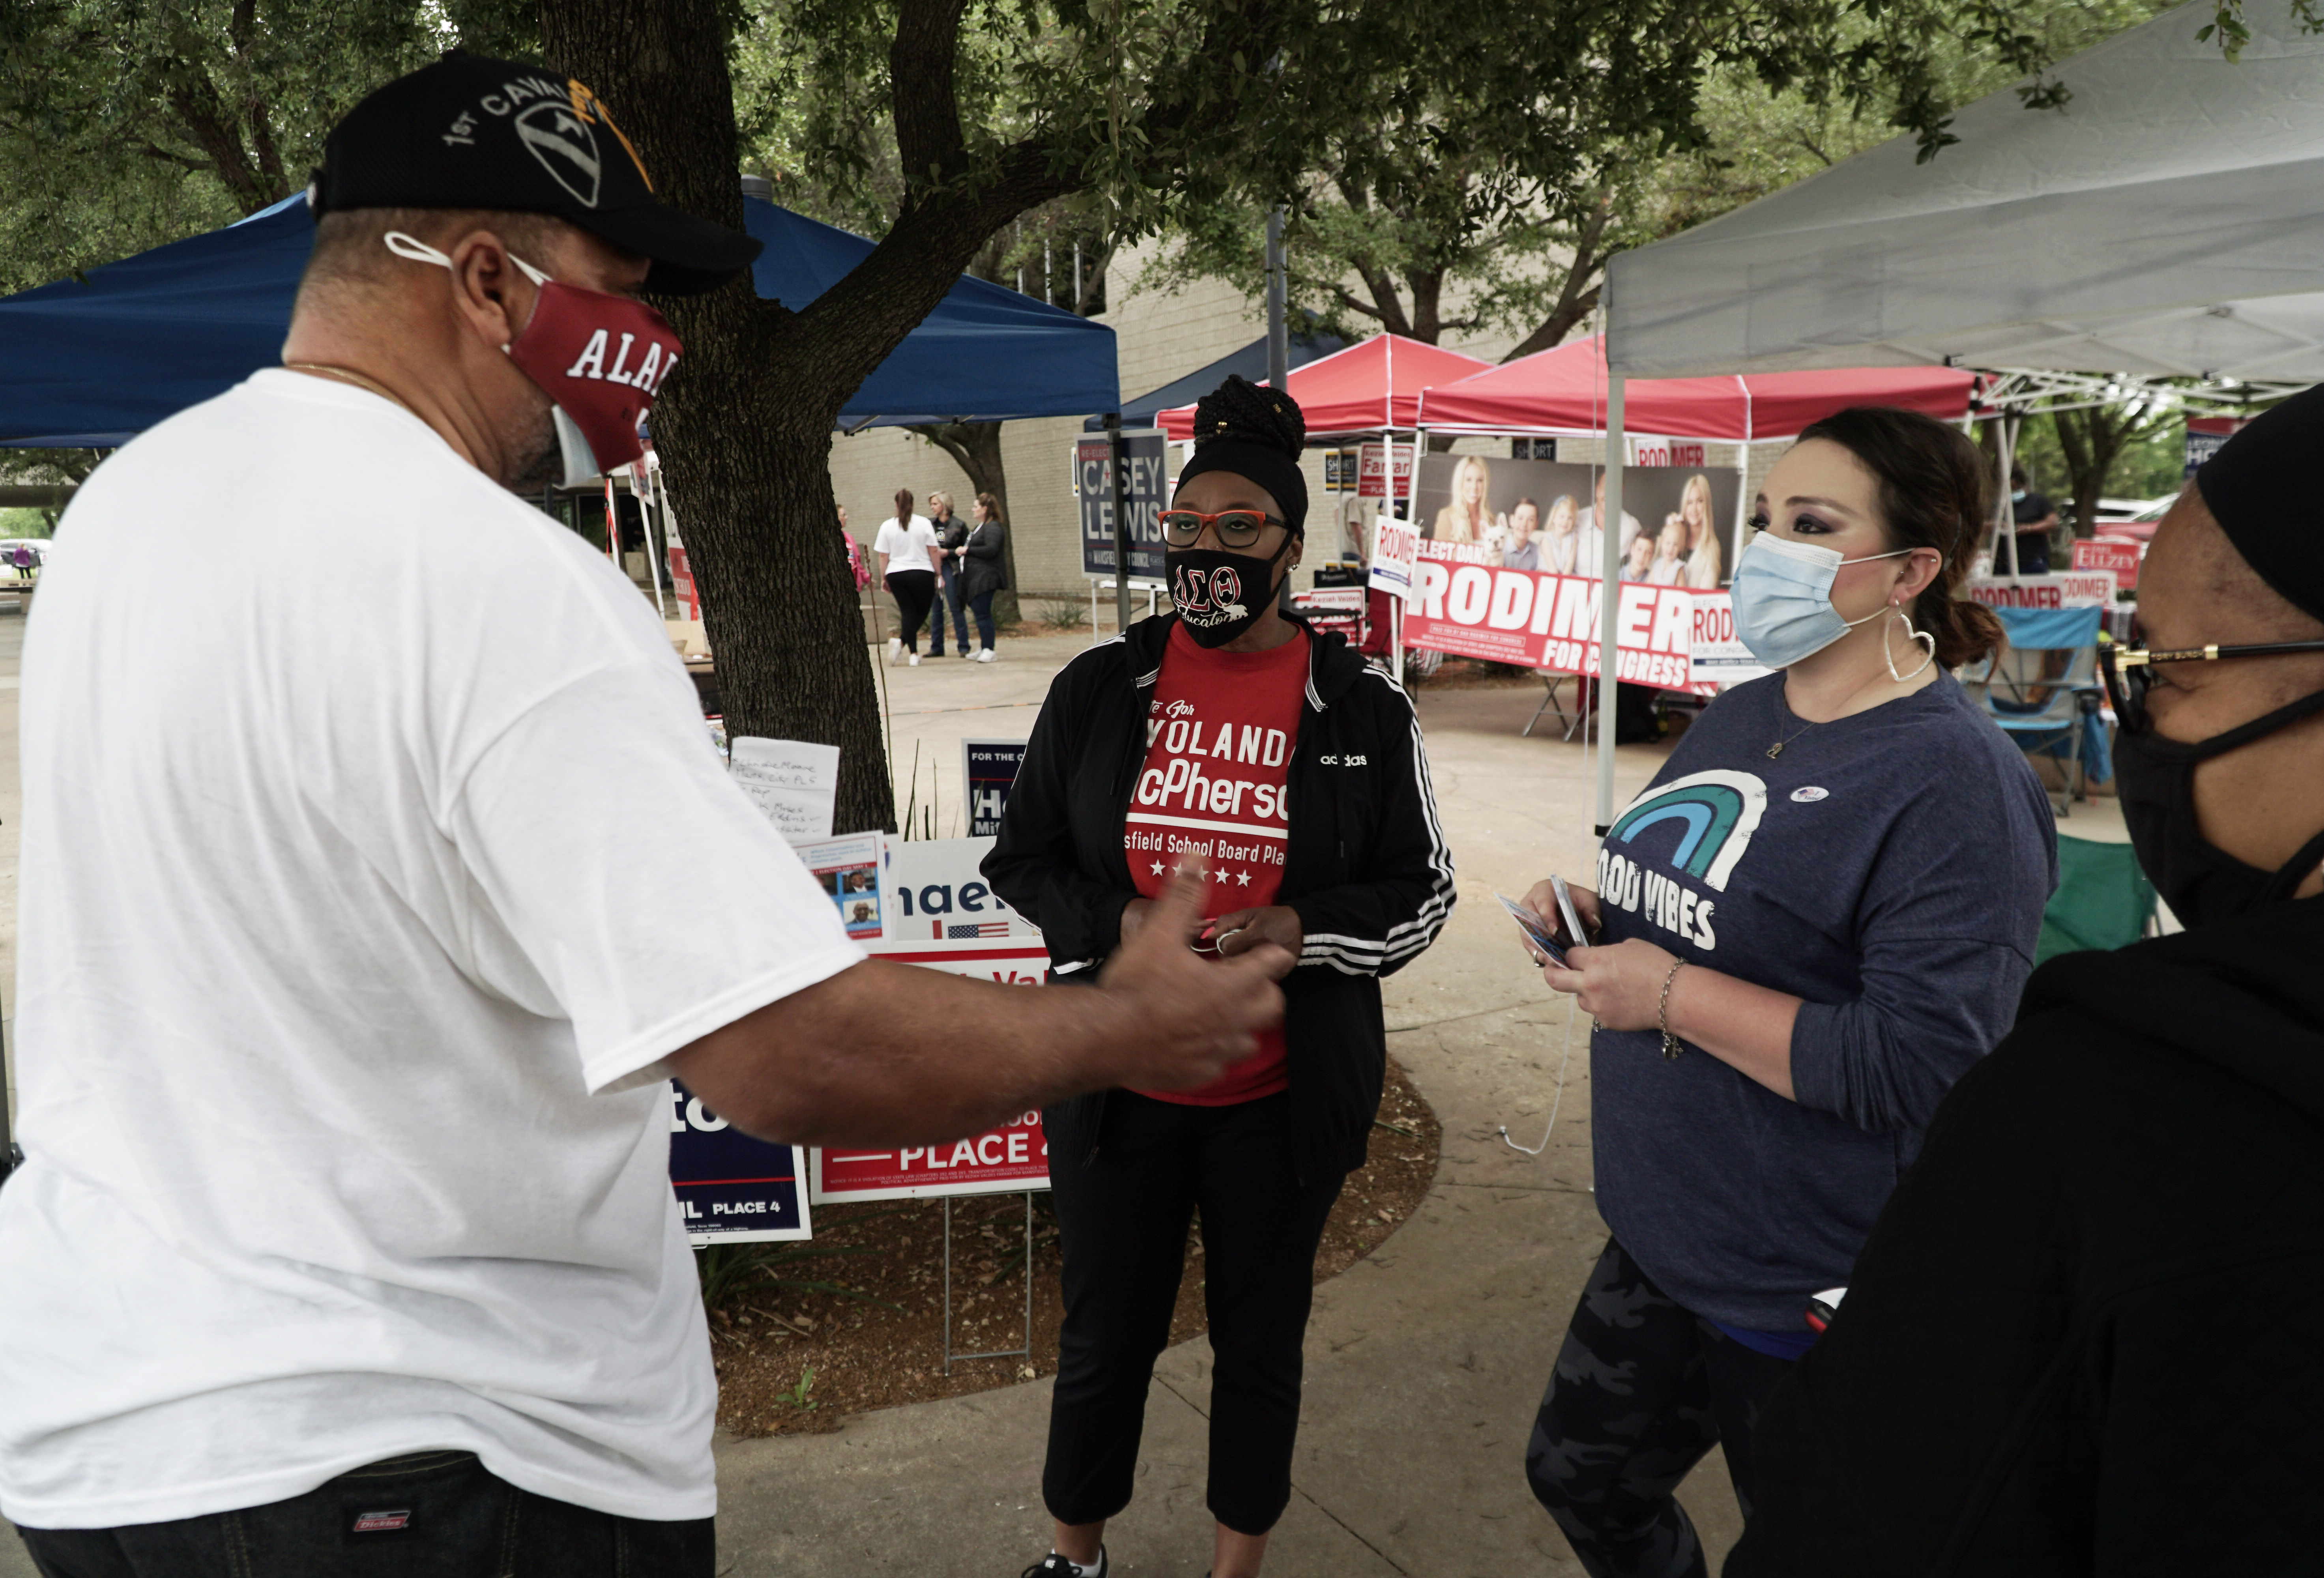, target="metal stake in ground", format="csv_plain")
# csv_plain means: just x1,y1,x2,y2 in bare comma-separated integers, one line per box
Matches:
942,1190,1037,1376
